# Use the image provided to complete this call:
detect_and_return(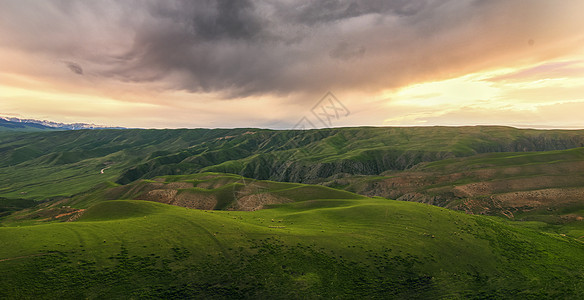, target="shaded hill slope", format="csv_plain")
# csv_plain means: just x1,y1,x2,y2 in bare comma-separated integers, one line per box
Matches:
3,126,583,201
117,126,584,184
335,147,584,223
0,128,262,199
